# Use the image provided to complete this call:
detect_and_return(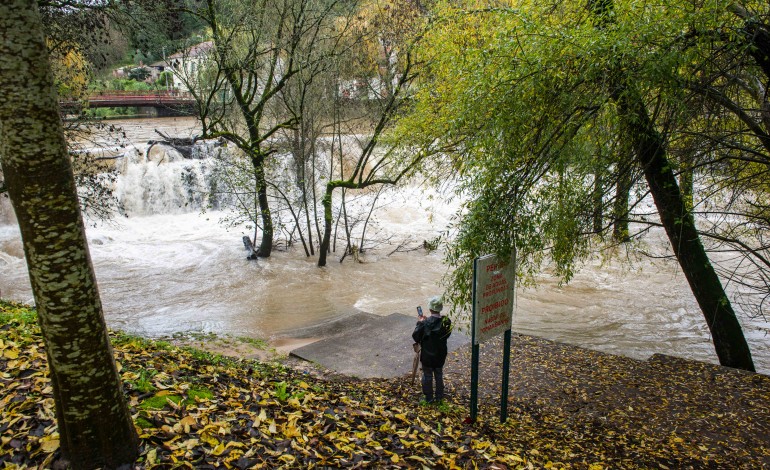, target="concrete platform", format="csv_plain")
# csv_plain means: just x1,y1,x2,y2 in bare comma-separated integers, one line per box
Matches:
289,312,470,379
